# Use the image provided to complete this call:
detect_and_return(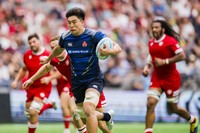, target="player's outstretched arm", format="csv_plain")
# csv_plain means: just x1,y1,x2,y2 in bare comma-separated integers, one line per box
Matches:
22,63,52,89
11,66,27,89
40,70,62,84
40,45,65,64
